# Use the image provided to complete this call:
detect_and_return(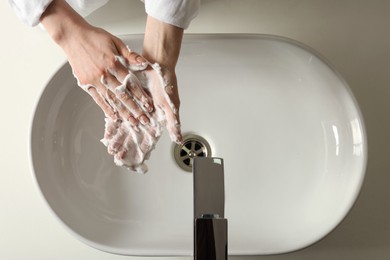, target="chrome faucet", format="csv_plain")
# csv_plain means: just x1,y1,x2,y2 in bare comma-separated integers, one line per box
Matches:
193,157,228,260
